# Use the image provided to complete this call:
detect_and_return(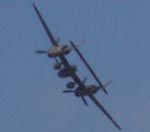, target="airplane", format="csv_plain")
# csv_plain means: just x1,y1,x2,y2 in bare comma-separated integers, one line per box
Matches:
33,3,122,130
